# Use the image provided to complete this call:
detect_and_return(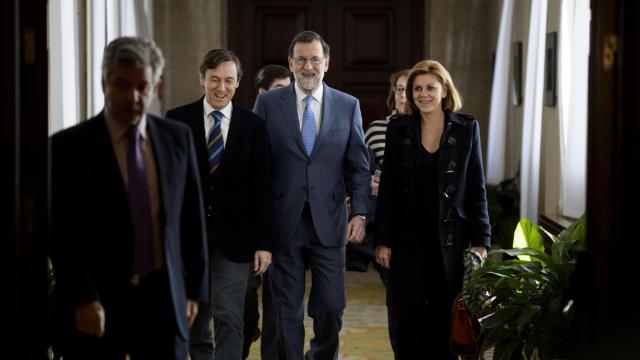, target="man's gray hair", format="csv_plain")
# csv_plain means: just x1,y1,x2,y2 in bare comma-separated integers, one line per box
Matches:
102,37,165,83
